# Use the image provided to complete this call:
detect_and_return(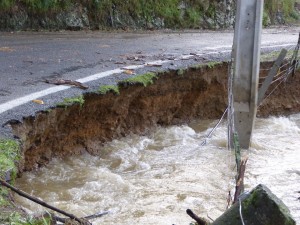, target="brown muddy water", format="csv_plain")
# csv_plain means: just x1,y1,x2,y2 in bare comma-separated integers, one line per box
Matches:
15,115,300,225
